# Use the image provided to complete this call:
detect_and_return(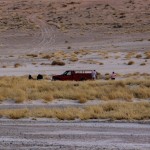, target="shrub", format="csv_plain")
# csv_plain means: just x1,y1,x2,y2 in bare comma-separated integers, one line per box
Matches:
125,52,135,59
0,77,150,103
42,55,52,59
67,46,71,49
127,61,134,65
69,57,78,62
145,55,150,59
26,54,38,57
135,54,142,58
105,74,110,80
144,52,150,59
14,63,21,68
1,102,150,120
9,109,28,119
51,60,65,66
40,63,51,66
99,62,104,65
140,63,146,66
2,66,7,68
